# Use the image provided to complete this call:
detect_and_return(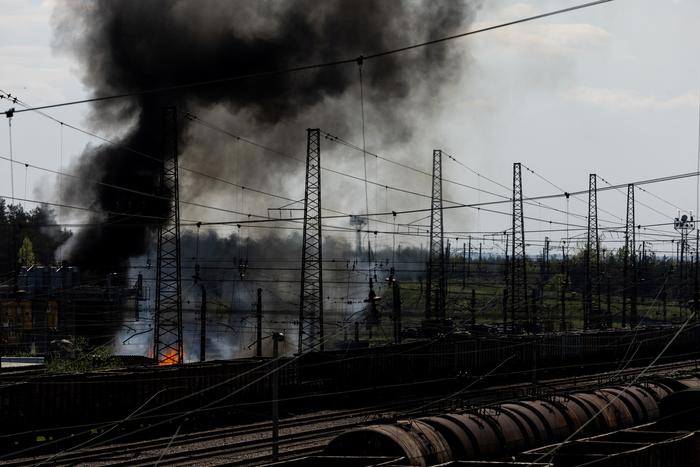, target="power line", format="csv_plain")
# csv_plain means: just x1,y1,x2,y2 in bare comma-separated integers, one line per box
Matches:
3,112,693,247
0,93,402,232
329,134,606,226
0,91,307,207
323,132,507,200
186,113,468,206
637,185,683,212
1,0,614,118
3,91,641,240
190,111,606,237
1,171,691,245
521,163,622,225
0,194,168,221
188,166,700,233
597,174,669,220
